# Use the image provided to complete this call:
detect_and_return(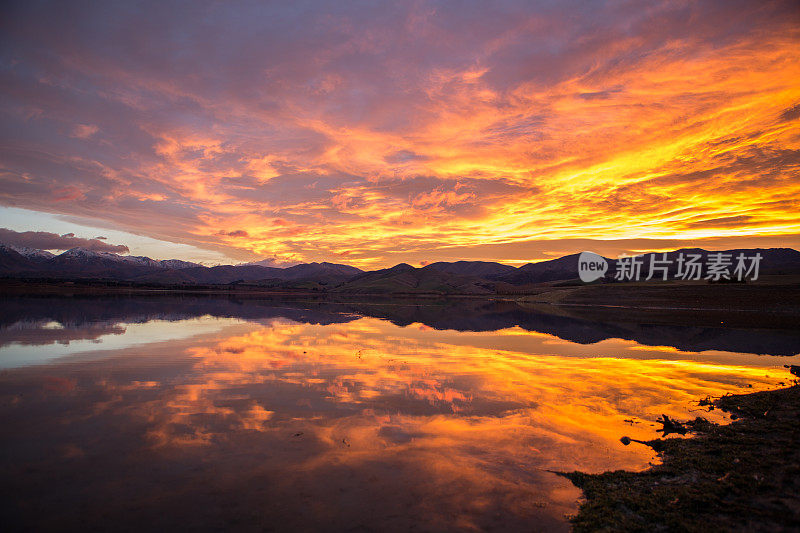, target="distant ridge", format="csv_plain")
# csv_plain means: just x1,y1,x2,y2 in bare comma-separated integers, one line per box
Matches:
4,244,55,261
497,253,588,285
332,262,512,294
423,260,516,278
1,244,799,293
